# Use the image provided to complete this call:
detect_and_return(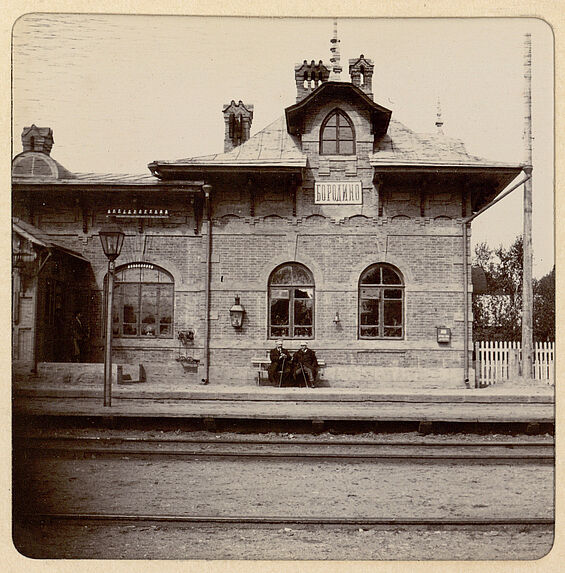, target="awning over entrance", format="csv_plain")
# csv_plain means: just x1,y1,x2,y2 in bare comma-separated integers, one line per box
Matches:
12,217,90,264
